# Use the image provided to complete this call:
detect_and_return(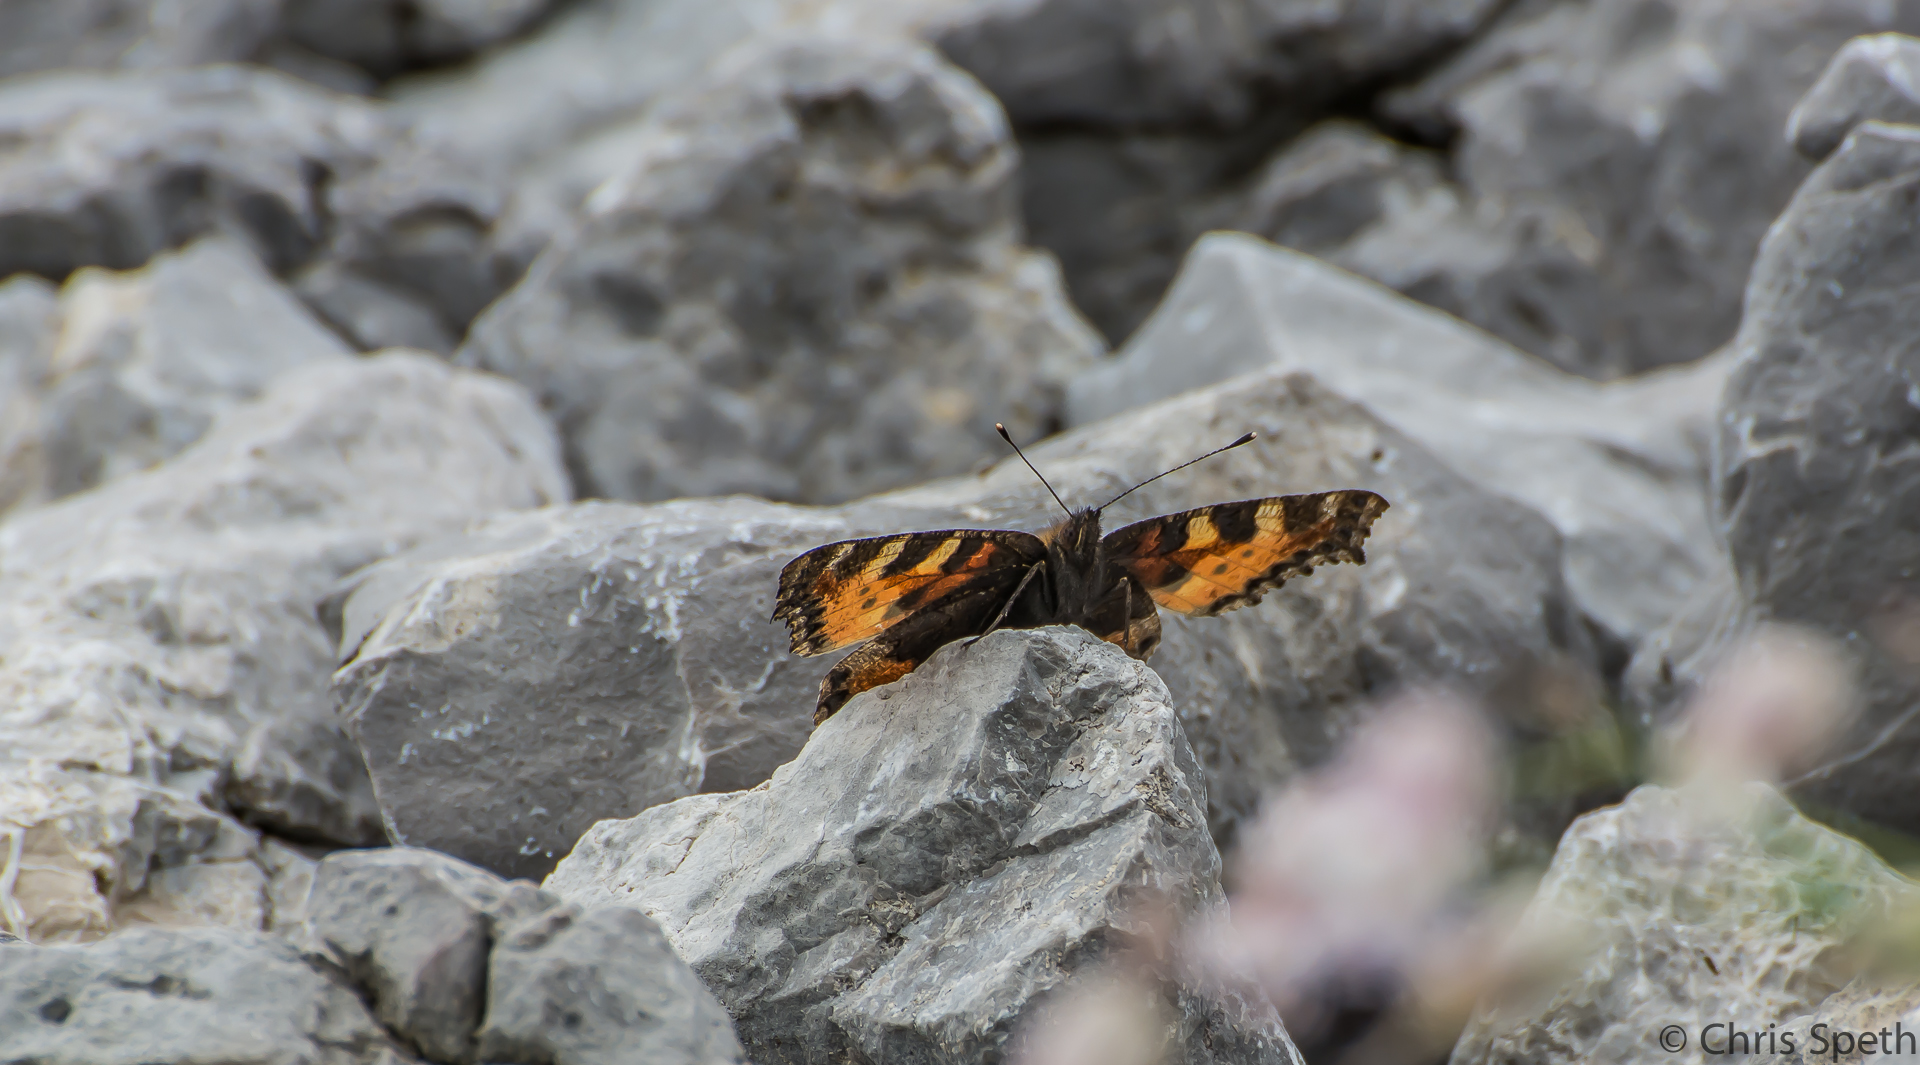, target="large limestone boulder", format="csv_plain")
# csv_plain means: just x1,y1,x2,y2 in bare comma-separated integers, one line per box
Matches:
332,367,1593,878
1068,232,1732,657
547,627,1298,1065
457,35,1102,505
1708,117,1920,830
0,352,568,942
1450,782,1920,1065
